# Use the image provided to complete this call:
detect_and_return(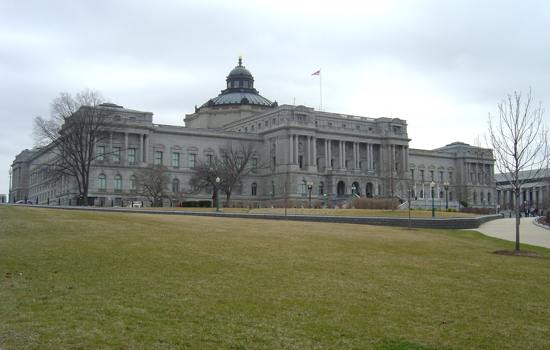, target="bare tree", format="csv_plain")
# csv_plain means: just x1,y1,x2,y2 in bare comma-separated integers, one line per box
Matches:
135,166,170,207
33,90,109,205
189,142,258,206
487,90,549,252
